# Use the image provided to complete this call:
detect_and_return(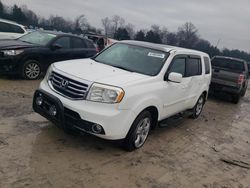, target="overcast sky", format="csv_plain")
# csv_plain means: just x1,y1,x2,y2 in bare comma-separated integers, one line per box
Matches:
2,0,250,52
